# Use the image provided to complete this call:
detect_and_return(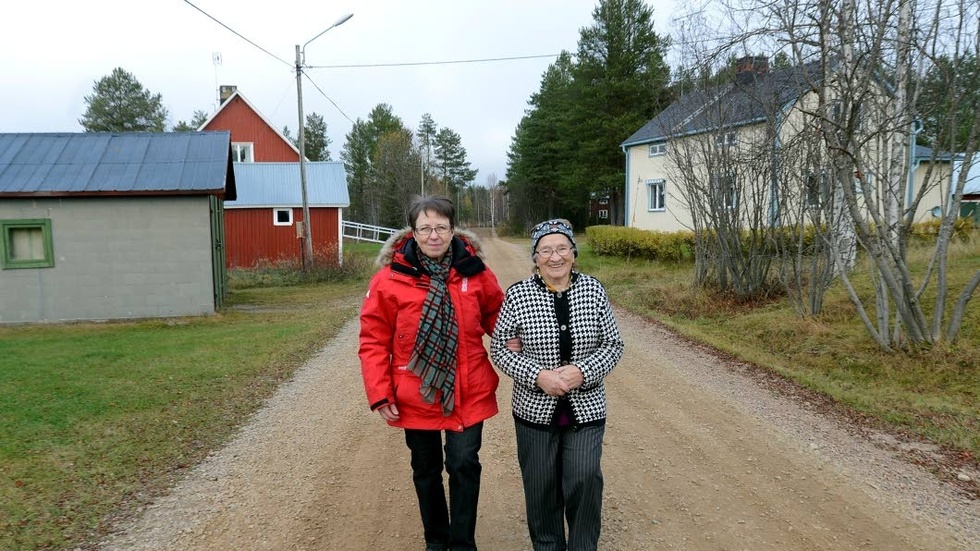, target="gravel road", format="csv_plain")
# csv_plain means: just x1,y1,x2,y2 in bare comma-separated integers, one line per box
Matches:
100,234,978,551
